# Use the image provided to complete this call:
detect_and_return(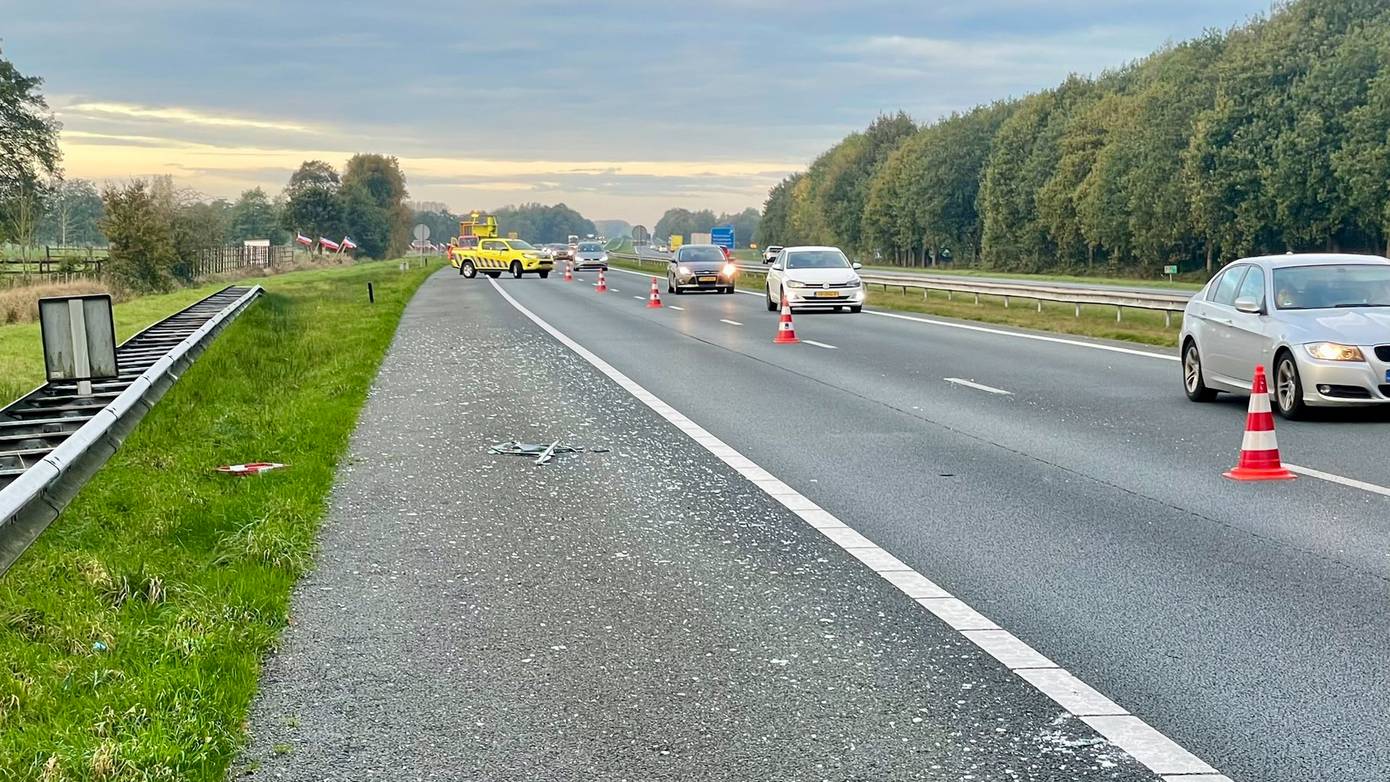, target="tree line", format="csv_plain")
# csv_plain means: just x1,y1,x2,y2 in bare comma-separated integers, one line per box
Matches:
654,207,761,248
756,0,1390,277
